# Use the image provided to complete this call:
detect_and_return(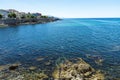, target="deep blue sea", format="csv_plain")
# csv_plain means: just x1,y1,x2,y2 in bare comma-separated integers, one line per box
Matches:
0,18,120,79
